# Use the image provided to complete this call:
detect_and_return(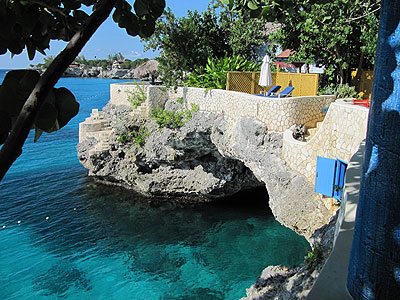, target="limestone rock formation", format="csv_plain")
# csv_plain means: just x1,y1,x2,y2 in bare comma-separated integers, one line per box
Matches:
77,102,331,238
77,93,338,299
100,68,135,79
63,67,84,77
78,106,263,202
